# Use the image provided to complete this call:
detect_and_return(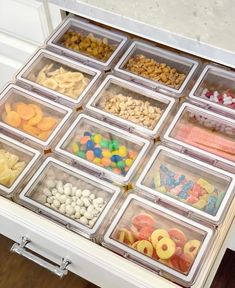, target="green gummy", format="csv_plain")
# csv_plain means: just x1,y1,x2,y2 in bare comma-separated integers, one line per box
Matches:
117,161,125,169
154,172,161,188
100,139,110,148
77,151,86,159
